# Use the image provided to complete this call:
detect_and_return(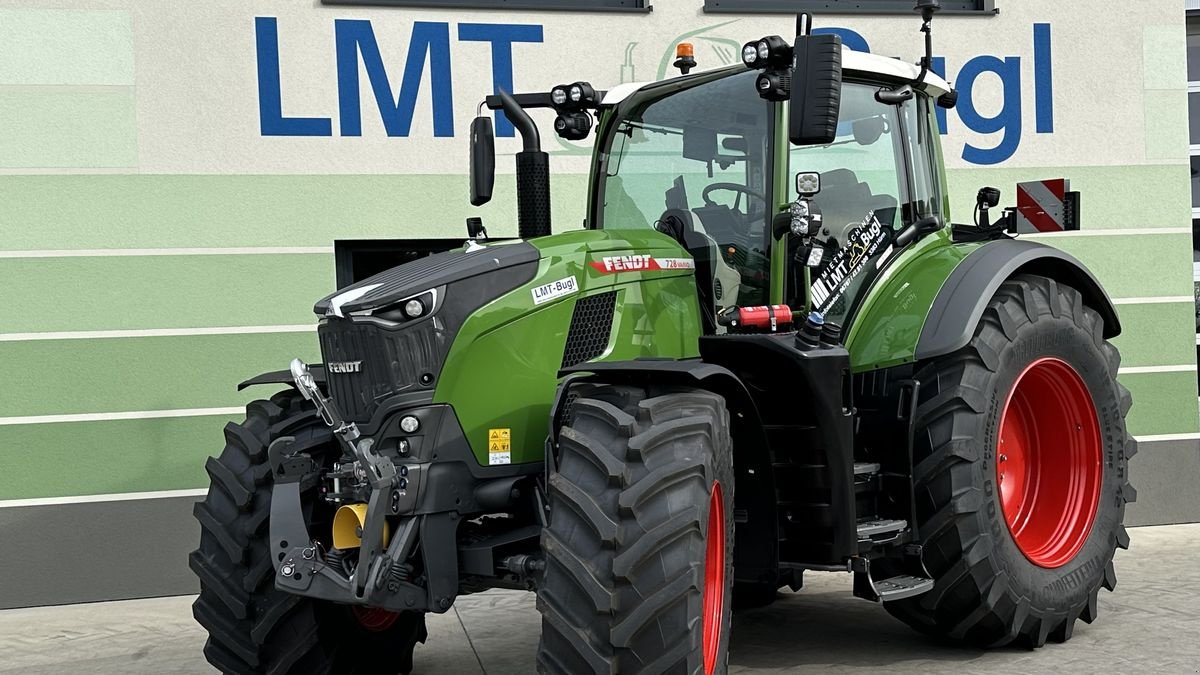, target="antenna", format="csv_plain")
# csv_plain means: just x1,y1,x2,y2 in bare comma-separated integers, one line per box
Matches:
913,0,940,86
796,12,813,38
